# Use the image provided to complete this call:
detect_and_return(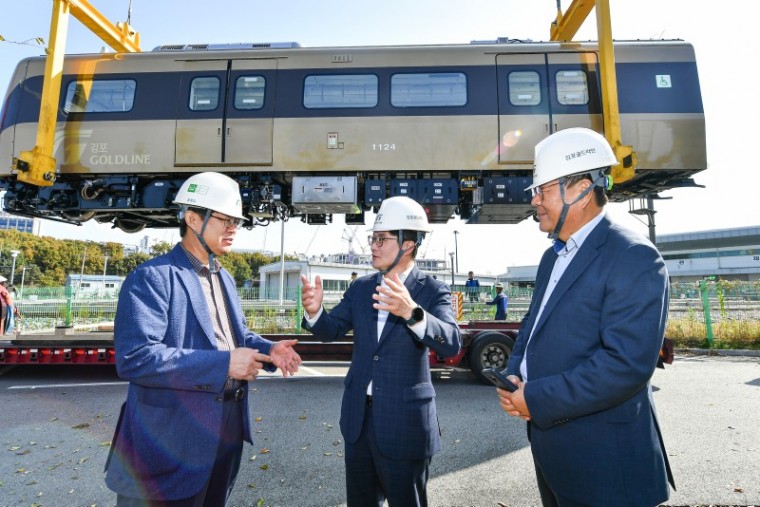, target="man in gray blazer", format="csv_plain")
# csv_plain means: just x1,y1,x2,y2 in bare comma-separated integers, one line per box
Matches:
498,128,675,507
301,196,461,507
105,172,301,506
